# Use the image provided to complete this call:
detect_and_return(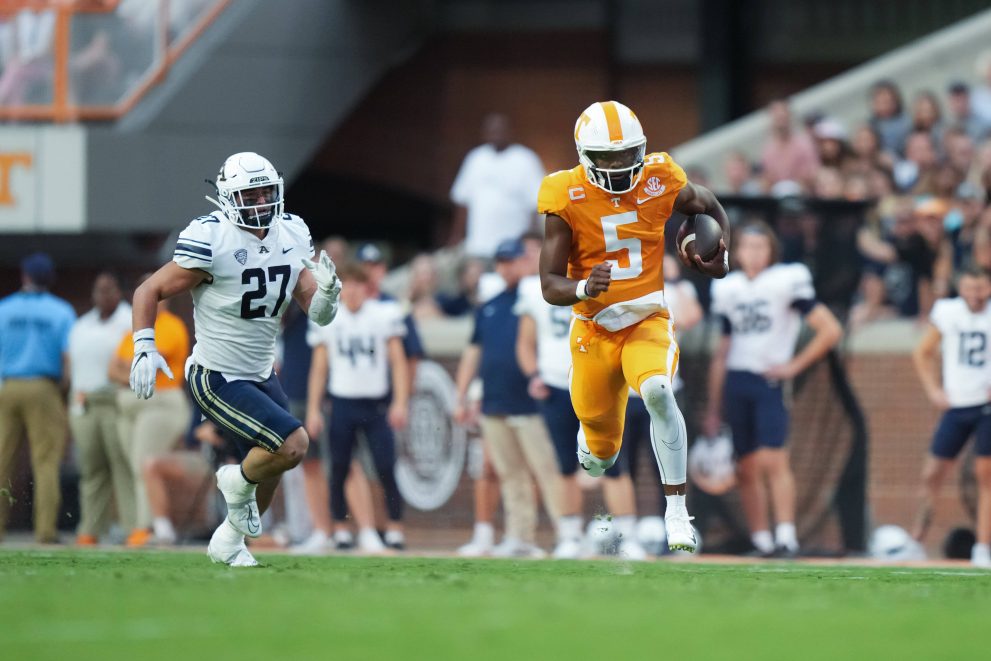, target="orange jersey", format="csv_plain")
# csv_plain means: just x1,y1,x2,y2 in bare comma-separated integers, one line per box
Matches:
116,310,190,391
538,152,687,325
